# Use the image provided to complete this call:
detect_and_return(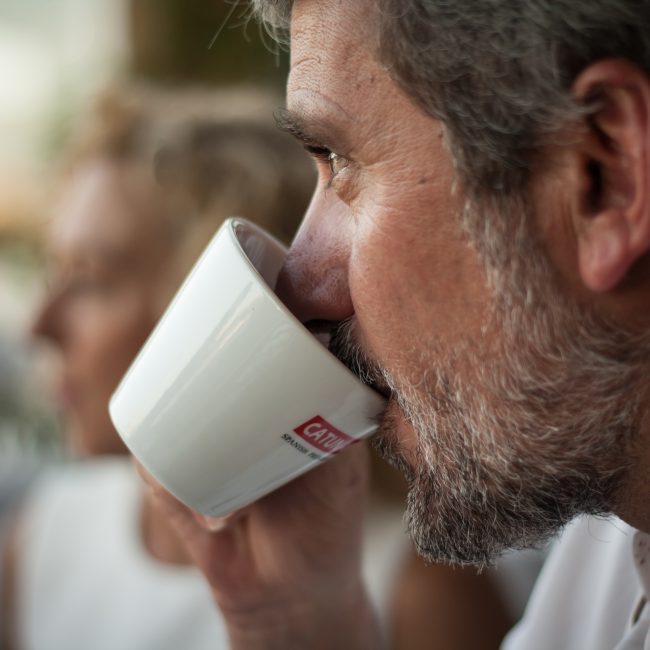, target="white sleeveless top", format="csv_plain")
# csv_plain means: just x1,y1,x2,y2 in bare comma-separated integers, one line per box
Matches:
16,457,228,650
